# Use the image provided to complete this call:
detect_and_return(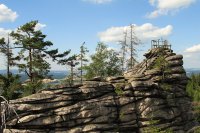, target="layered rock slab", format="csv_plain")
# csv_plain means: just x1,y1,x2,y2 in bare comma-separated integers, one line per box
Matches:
4,48,199,133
